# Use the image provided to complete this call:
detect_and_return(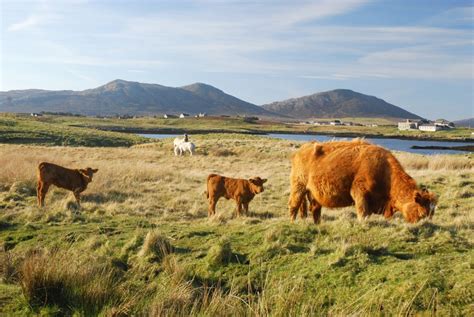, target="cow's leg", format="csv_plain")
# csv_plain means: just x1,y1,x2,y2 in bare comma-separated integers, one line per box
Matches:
39,183,50,207
288,185,306,222
310,201,322,224
298,193,308,219
208,197,218,217
174,146,179,156
384,205,395,219
242,202,249,215
37,182,43,207
351,185,370,221
236,198,243,217
73,190,81,207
